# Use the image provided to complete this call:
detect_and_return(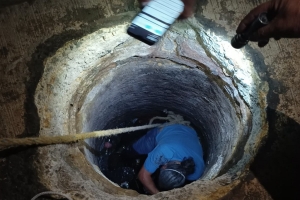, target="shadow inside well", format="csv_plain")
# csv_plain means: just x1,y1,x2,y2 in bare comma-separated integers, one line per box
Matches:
250,108,300,200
